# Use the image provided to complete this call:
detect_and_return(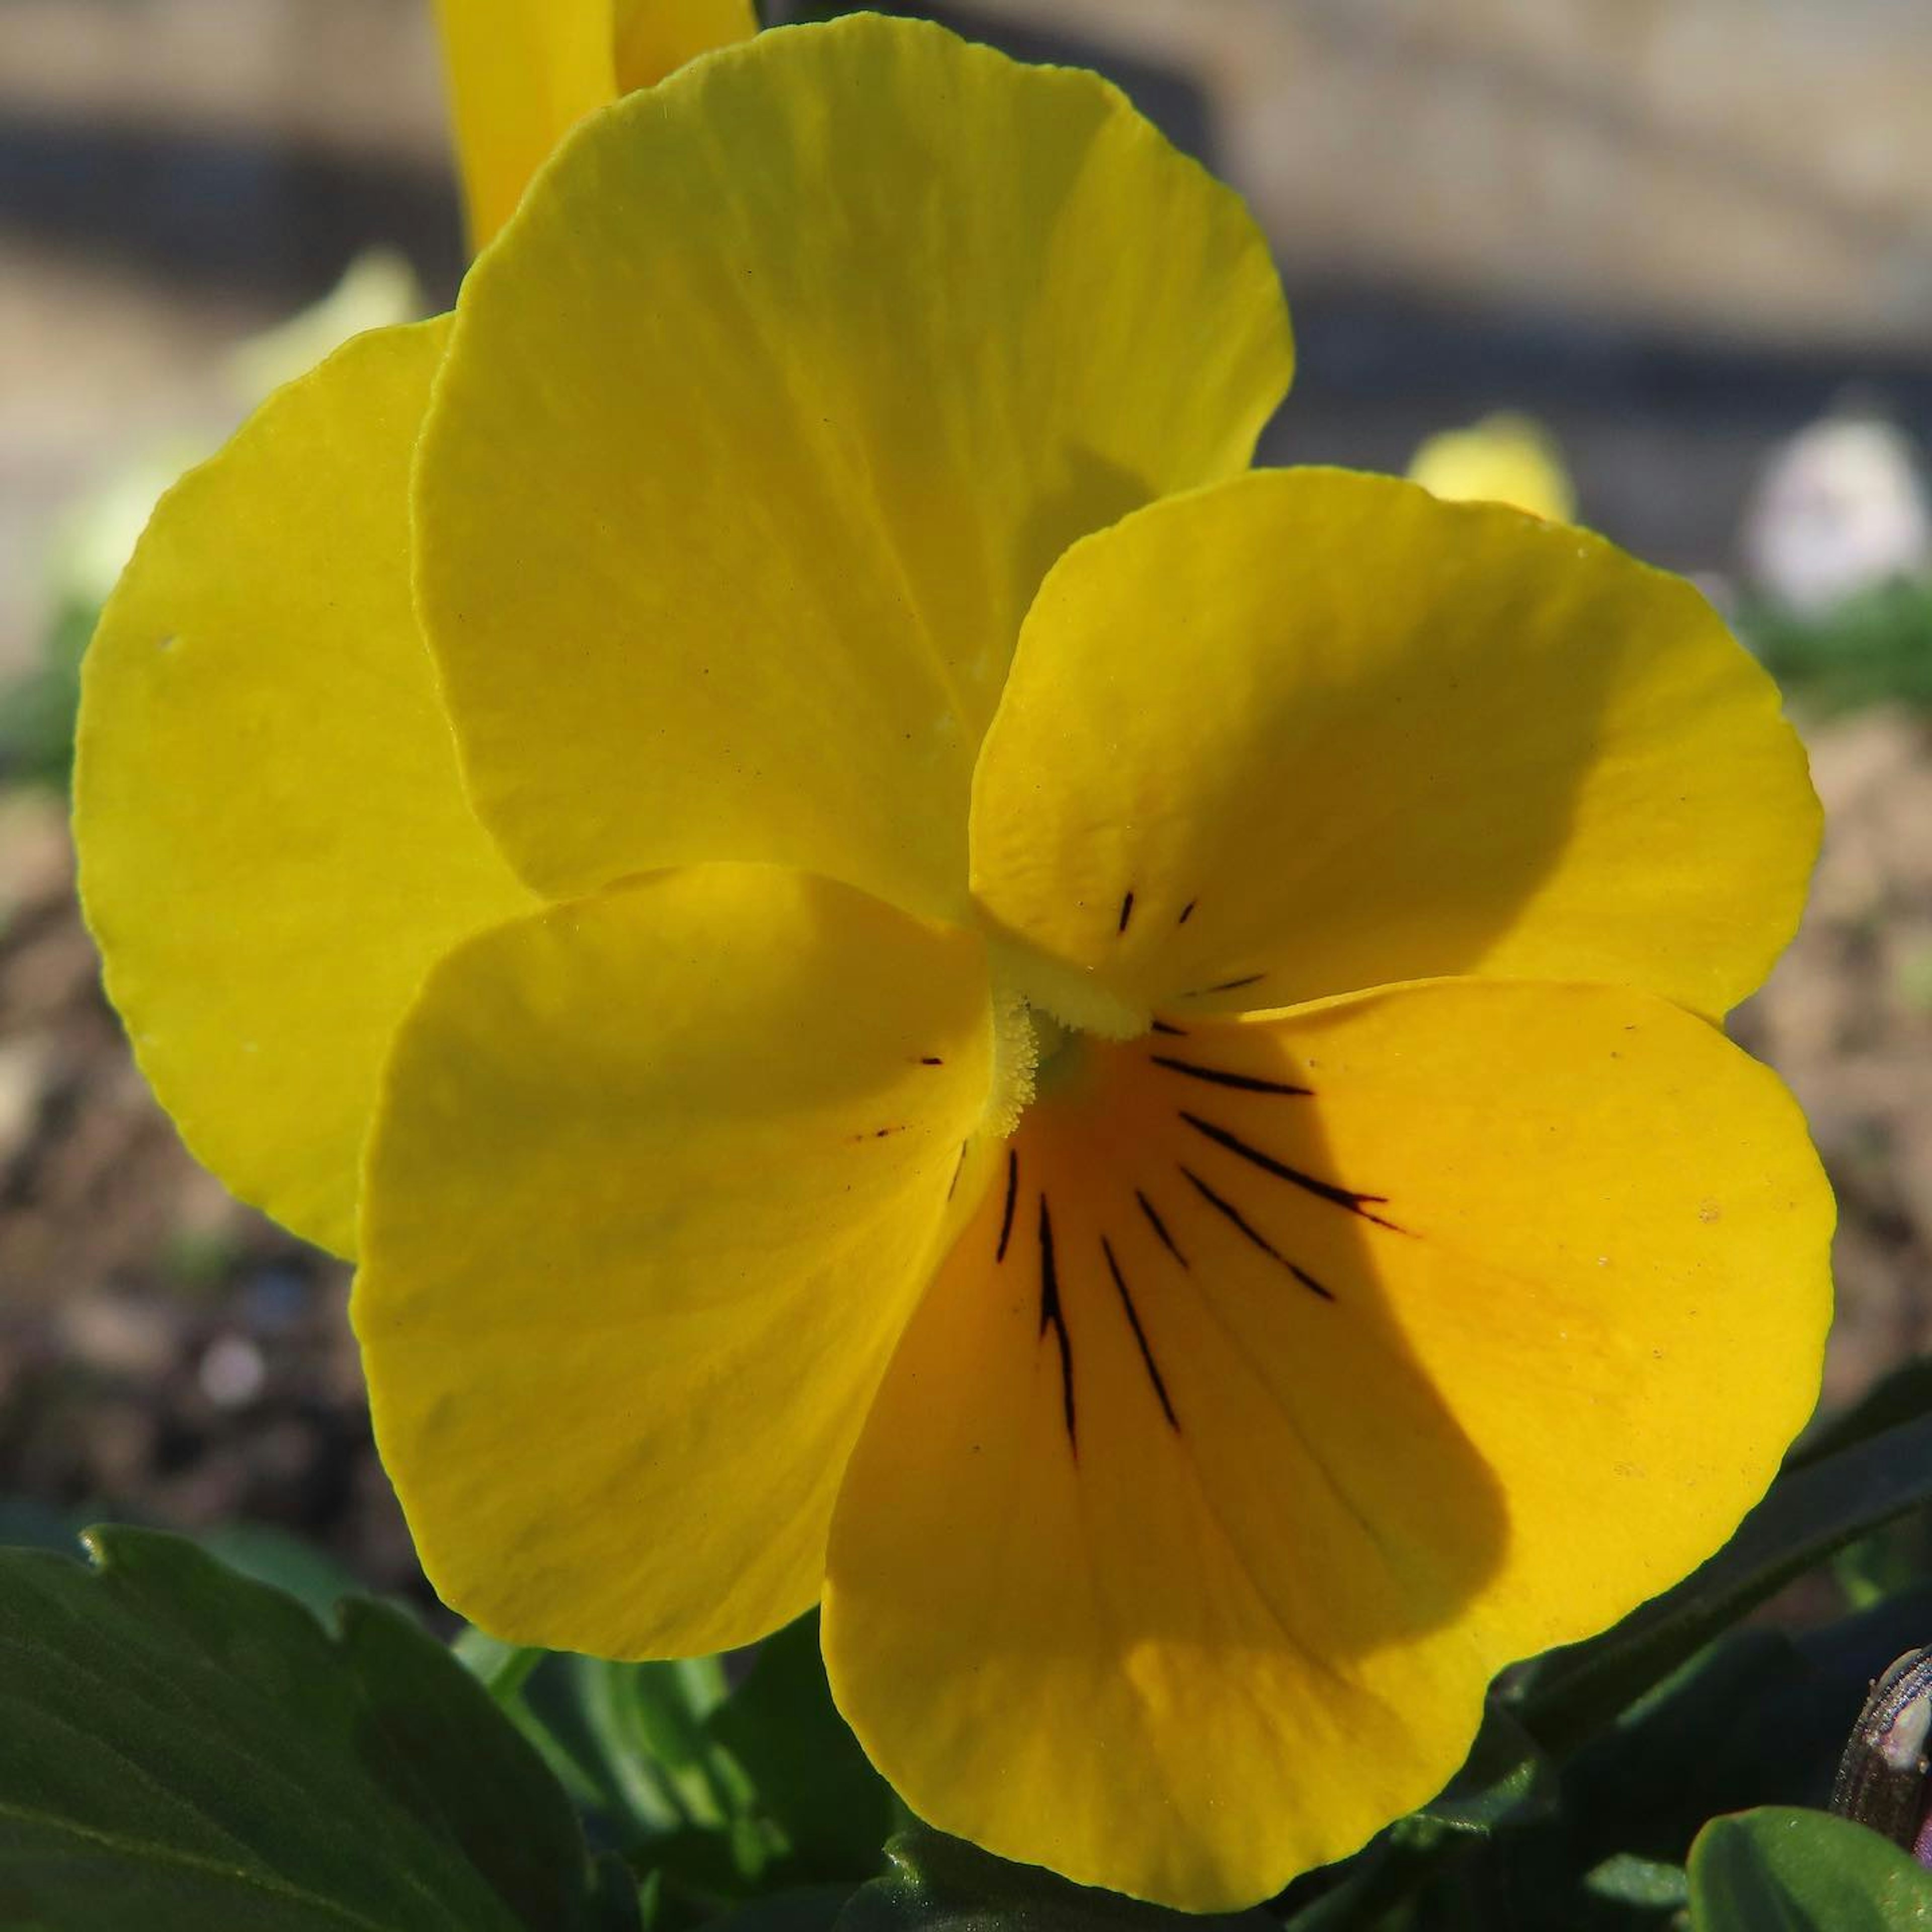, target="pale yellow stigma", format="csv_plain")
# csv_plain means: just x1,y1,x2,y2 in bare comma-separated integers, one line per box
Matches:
986,983,1039,1140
